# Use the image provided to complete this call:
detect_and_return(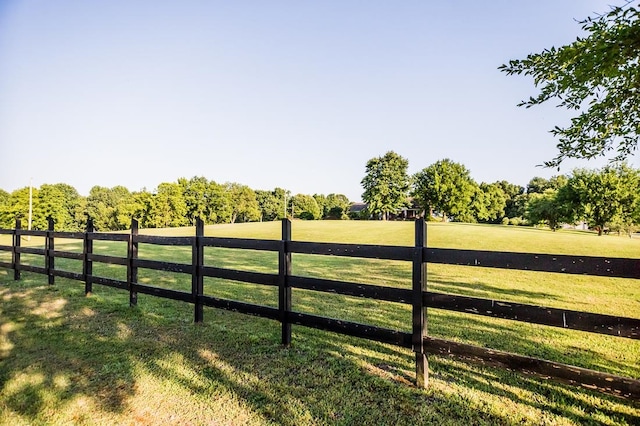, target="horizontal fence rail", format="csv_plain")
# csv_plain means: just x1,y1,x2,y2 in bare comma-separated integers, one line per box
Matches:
0,217,639,400
289,240,414,261
426,248,640,278
424,291,640,339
